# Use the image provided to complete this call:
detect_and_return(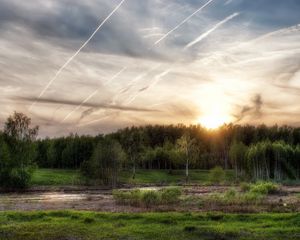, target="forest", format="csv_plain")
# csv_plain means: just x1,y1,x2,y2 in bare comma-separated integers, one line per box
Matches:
0,112,300,189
